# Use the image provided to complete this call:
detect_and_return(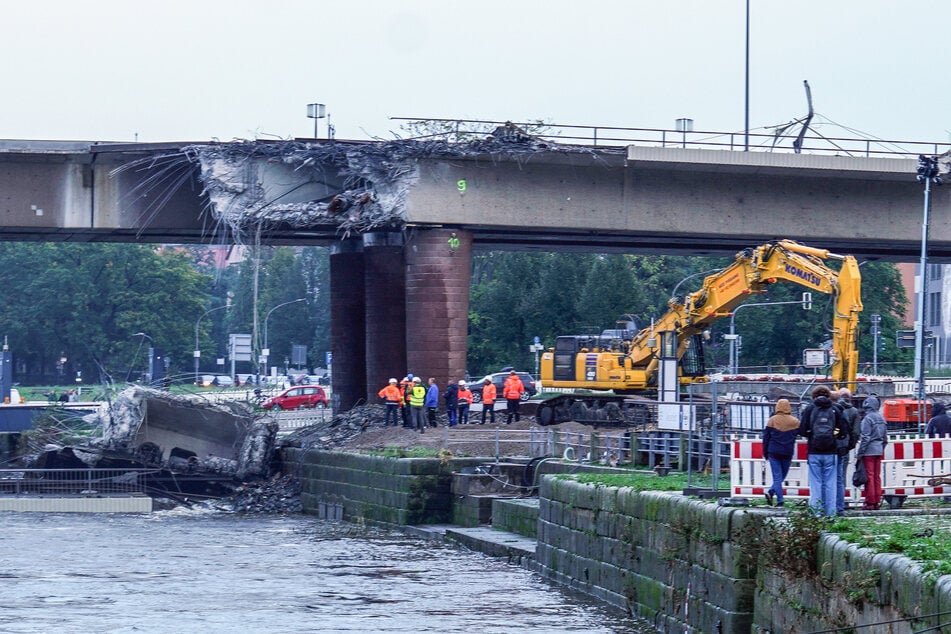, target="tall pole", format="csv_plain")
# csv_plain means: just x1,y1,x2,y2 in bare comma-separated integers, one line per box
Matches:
915,168,932,409
194,302,229,385
744,0,750,152
263,298,306,376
